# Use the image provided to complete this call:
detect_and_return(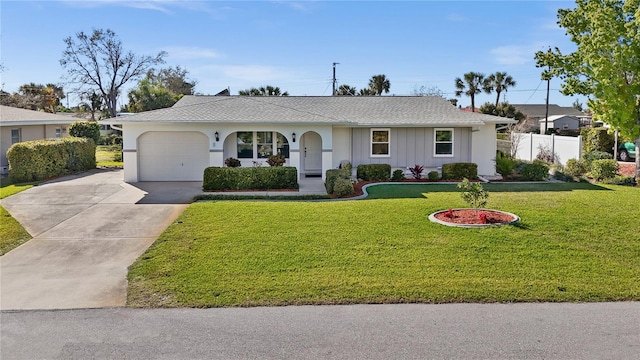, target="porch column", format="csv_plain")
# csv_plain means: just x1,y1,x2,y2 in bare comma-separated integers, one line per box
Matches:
290,149,301,180
322,149,332,181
